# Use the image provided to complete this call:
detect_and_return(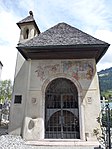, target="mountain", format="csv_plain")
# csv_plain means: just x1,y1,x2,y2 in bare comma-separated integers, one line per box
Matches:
98,67,112,92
